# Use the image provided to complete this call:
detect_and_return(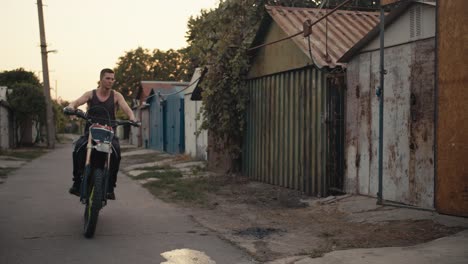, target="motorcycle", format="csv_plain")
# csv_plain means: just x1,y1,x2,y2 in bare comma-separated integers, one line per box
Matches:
64,107,140,238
